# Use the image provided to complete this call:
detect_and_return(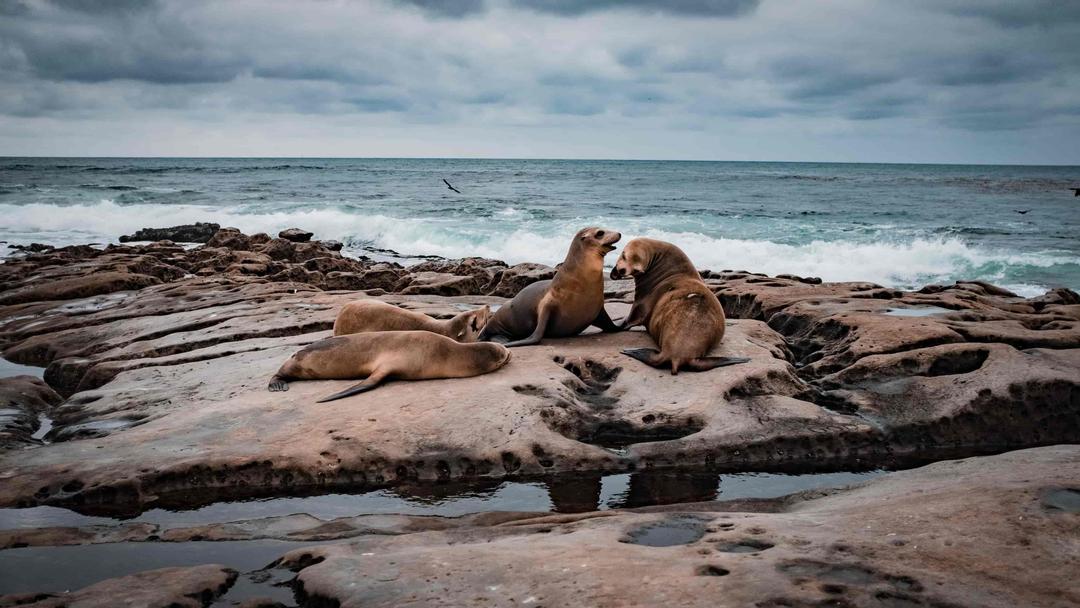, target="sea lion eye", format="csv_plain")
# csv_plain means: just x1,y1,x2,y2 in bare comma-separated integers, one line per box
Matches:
595,230,605,238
